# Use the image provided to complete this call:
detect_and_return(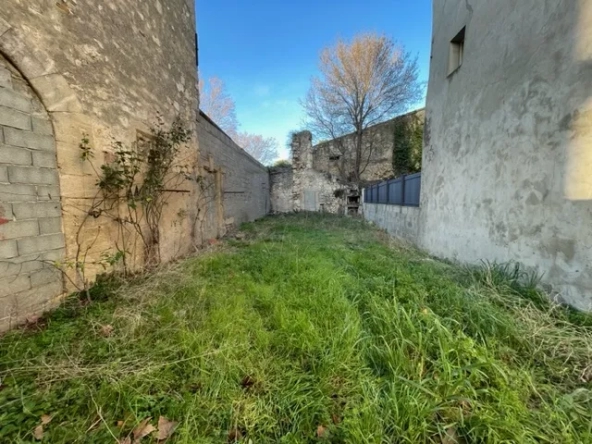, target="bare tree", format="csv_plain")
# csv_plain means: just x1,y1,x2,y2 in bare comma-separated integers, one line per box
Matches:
235,133,279,165
199,76,239,135
199,75,279,165
303,33,422,184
